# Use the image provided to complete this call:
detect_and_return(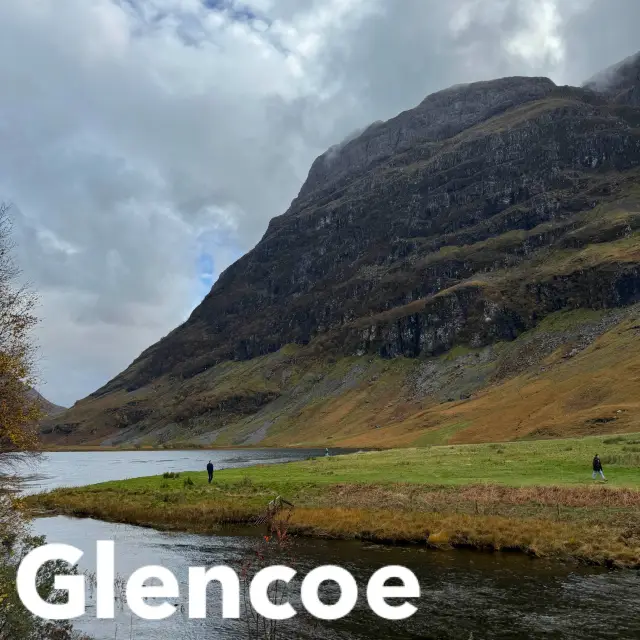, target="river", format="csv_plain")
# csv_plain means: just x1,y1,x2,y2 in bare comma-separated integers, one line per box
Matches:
17,451,640,639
